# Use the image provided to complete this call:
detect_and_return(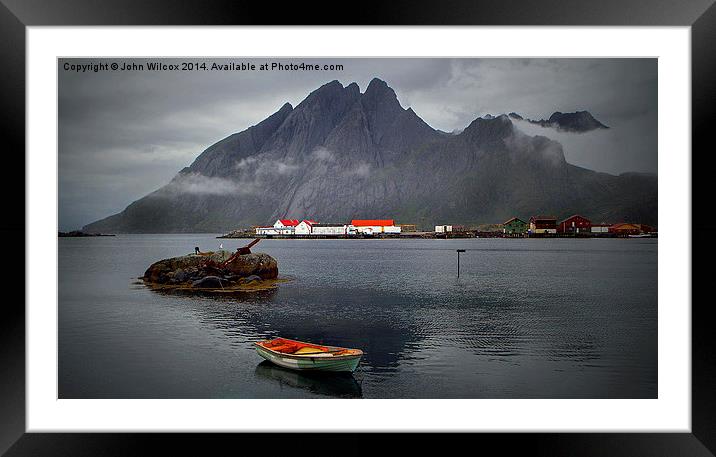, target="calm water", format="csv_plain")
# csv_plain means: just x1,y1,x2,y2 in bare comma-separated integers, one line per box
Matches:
59,235,657,398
